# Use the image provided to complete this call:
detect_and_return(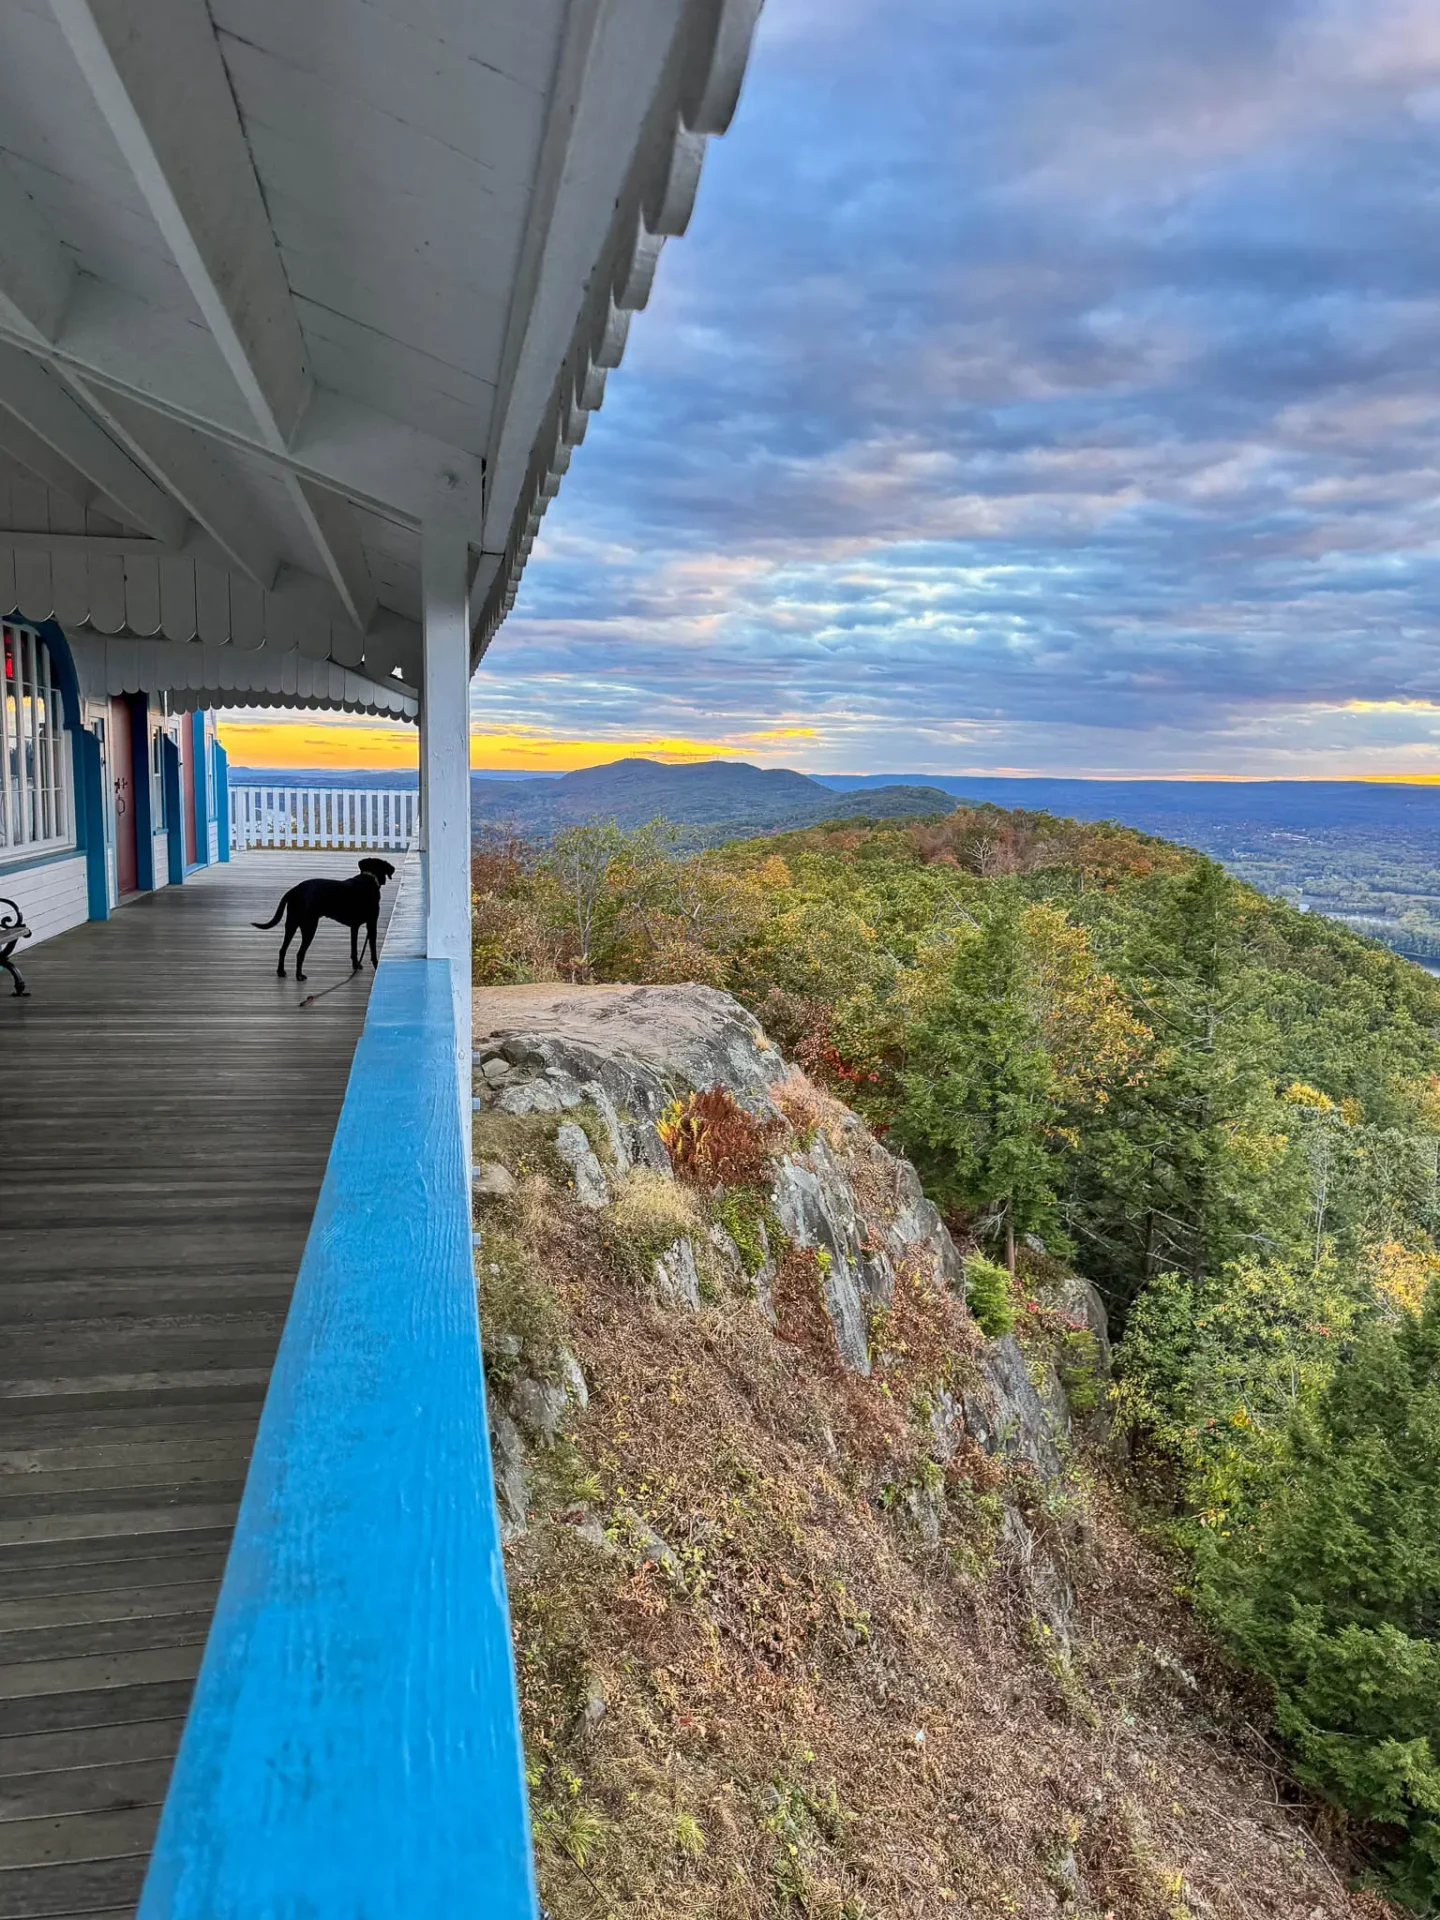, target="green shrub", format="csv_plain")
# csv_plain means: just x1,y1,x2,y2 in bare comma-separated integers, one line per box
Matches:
964,1253,1015,1338
1116,1255,1364,1534
1055,1328,1102,1414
